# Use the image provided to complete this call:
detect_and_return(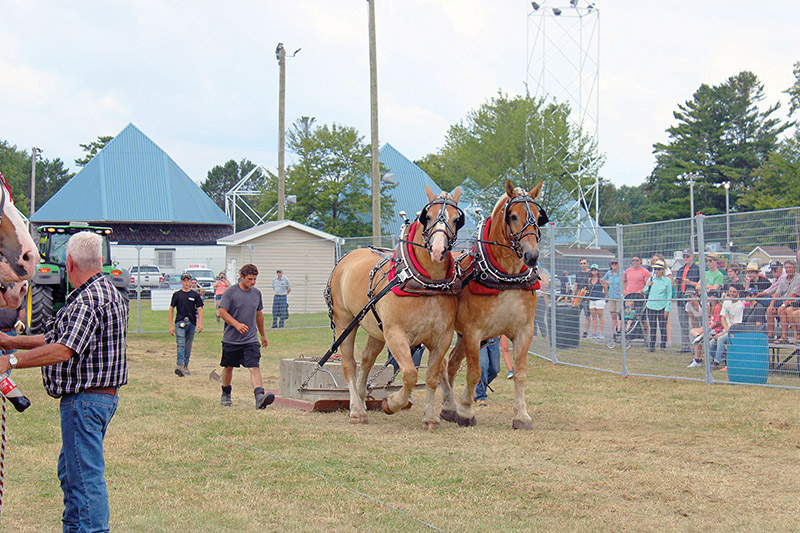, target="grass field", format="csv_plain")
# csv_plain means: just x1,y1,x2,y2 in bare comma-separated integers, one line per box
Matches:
3,313,800,531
